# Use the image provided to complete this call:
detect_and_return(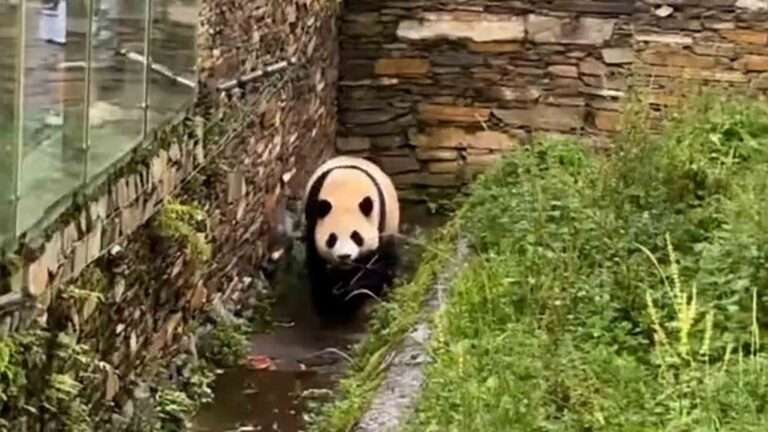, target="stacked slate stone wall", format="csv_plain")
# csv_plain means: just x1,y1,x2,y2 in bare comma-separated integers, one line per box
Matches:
338,0,768,199
0,0,337,429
